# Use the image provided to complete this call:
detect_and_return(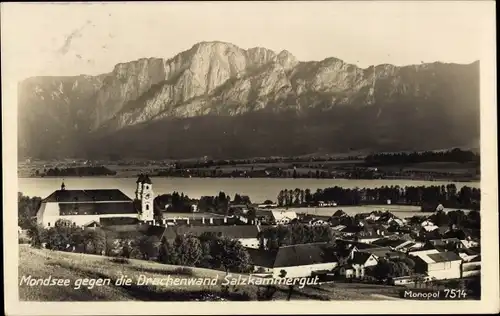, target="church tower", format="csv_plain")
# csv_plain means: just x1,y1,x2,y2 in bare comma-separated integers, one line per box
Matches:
136,174,154,221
